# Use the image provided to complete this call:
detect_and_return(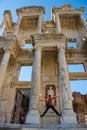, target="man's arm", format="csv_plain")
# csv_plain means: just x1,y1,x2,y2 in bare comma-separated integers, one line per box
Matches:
52,93,60,99
40,94,48,101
